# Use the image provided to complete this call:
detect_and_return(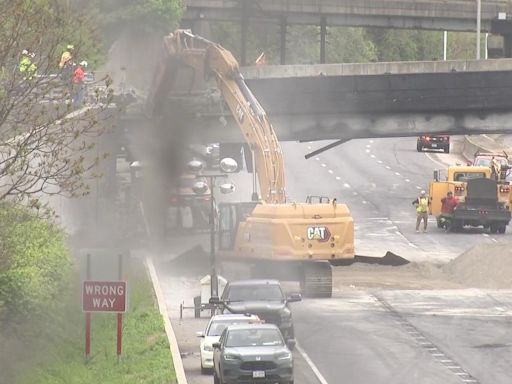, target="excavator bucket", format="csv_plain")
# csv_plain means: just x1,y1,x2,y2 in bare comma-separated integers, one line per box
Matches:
355,251,410,266
331,251,410,266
